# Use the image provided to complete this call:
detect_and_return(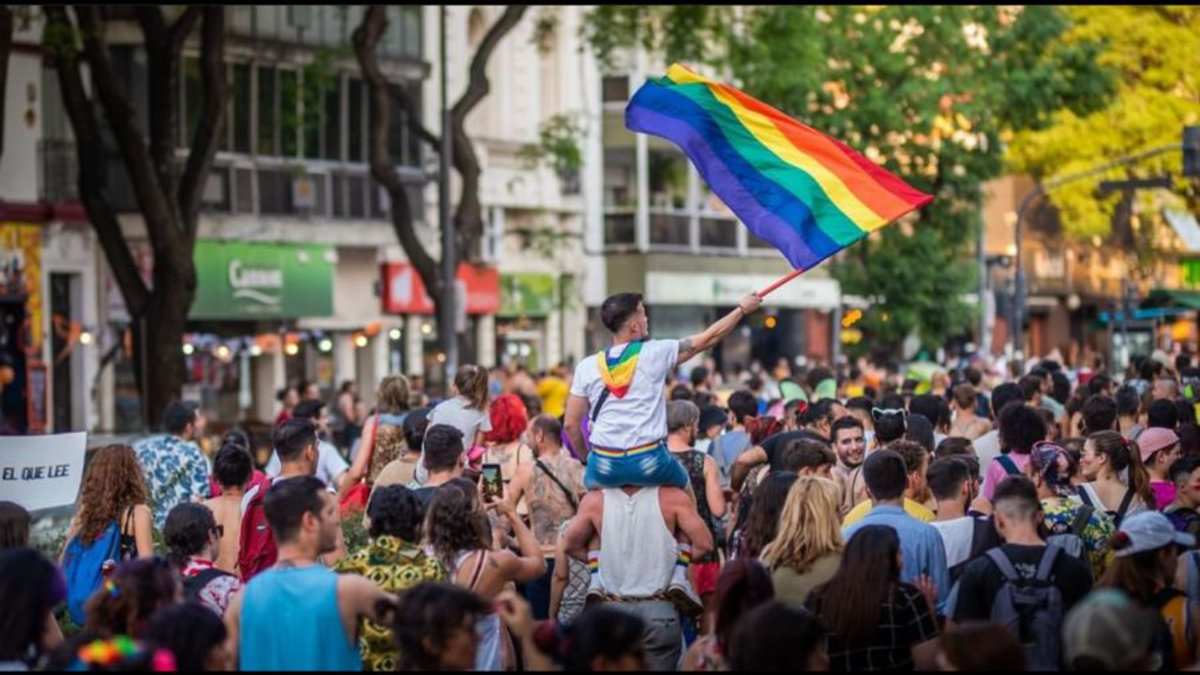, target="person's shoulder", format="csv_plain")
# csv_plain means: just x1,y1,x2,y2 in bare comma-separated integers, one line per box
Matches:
132,503,153,520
